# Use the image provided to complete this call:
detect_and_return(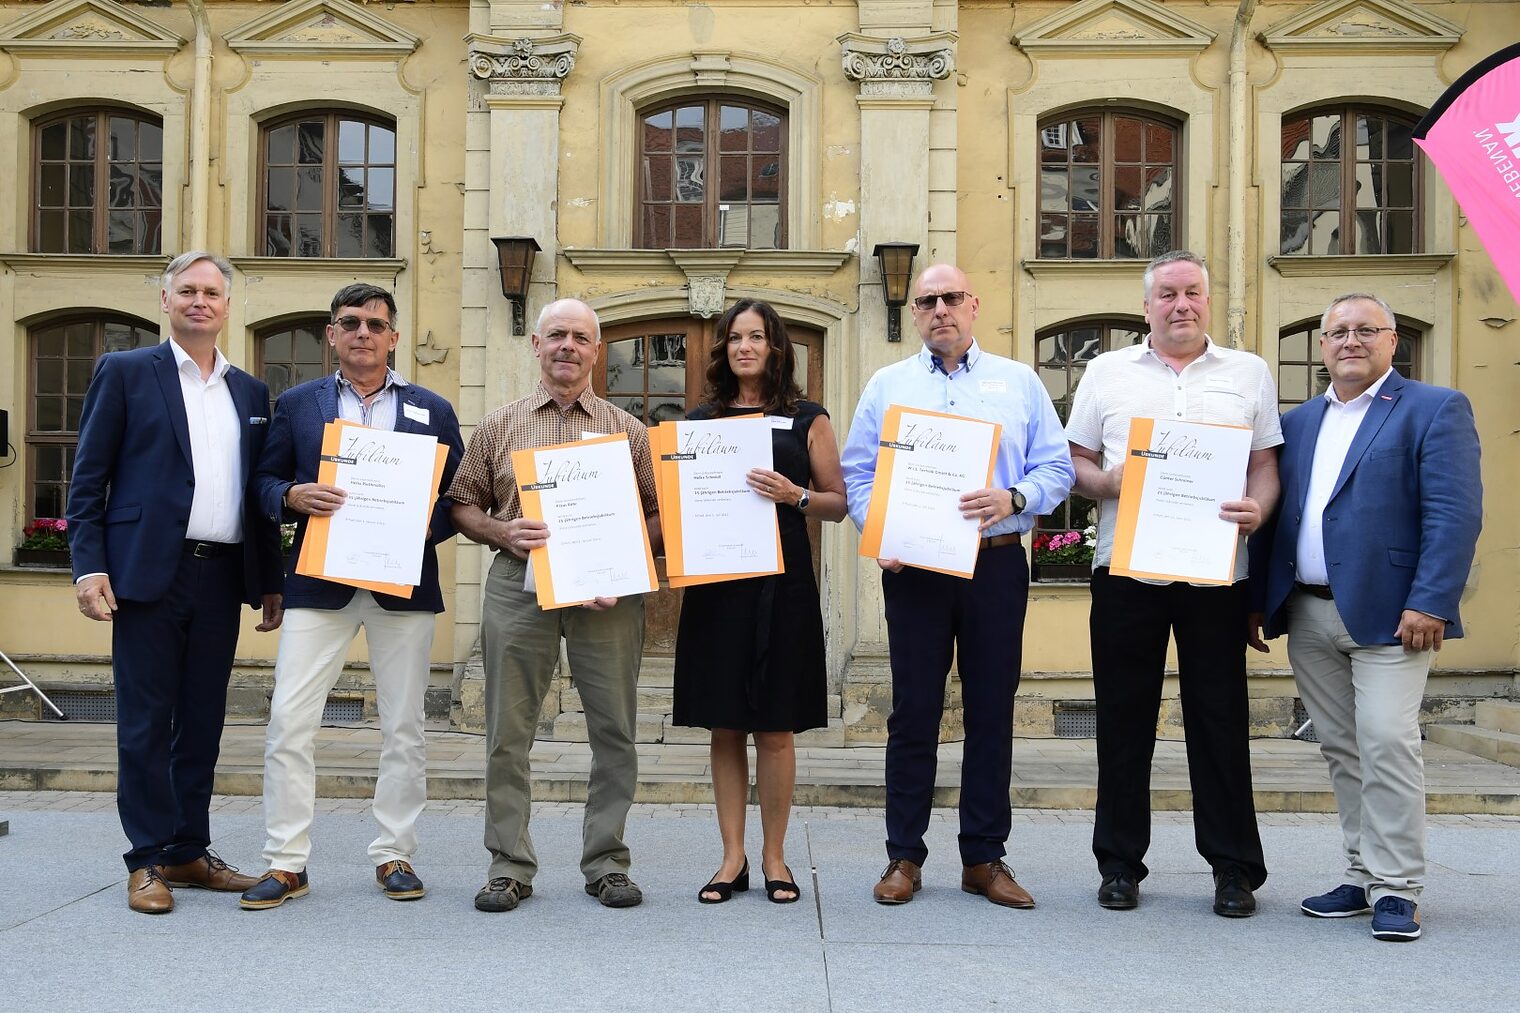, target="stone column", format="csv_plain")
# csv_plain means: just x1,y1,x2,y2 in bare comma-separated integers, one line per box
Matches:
453,30,579,730
836,31,956,742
